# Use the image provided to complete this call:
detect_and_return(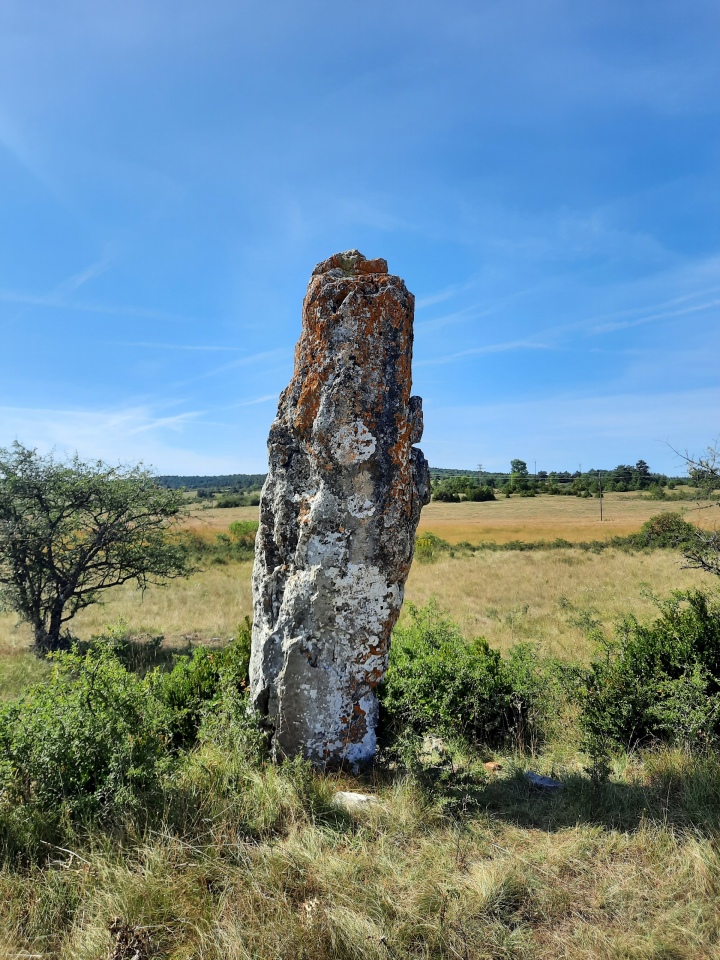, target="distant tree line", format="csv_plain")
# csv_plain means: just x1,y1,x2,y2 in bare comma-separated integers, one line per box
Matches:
157,461,690,507
157,474,266,501
157,473,266,491
431,458,690,503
